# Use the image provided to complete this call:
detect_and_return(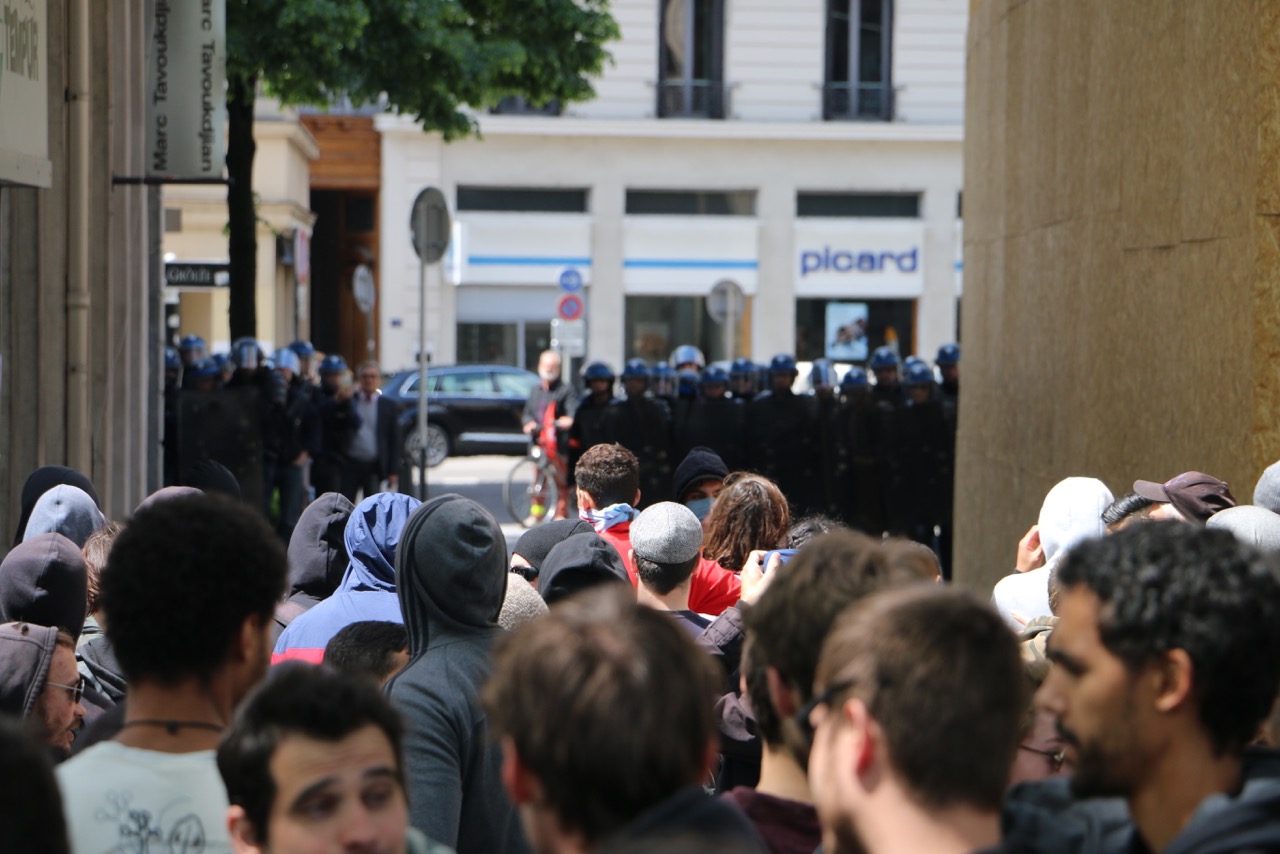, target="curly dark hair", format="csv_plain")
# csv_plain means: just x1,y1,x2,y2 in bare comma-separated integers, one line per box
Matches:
100,494,286,684
574,444,640,507
1056,521,1280,753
